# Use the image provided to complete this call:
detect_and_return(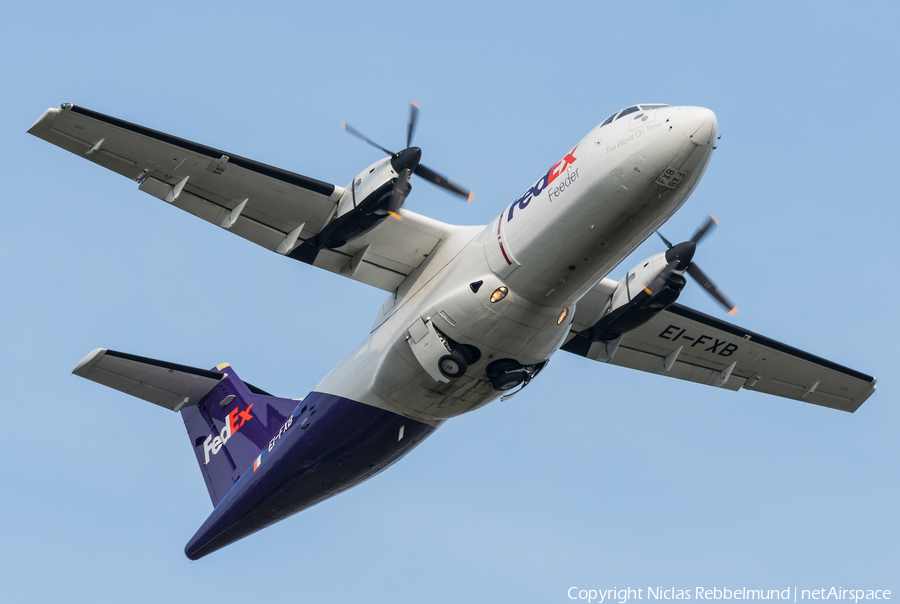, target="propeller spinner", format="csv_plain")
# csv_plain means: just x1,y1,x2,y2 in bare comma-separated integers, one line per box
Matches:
657,214,738,315
341,101,473,220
